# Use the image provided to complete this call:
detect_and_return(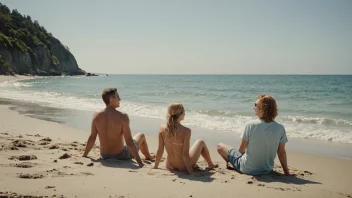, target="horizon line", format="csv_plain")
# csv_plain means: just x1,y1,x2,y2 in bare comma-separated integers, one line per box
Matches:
88,73,352,76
